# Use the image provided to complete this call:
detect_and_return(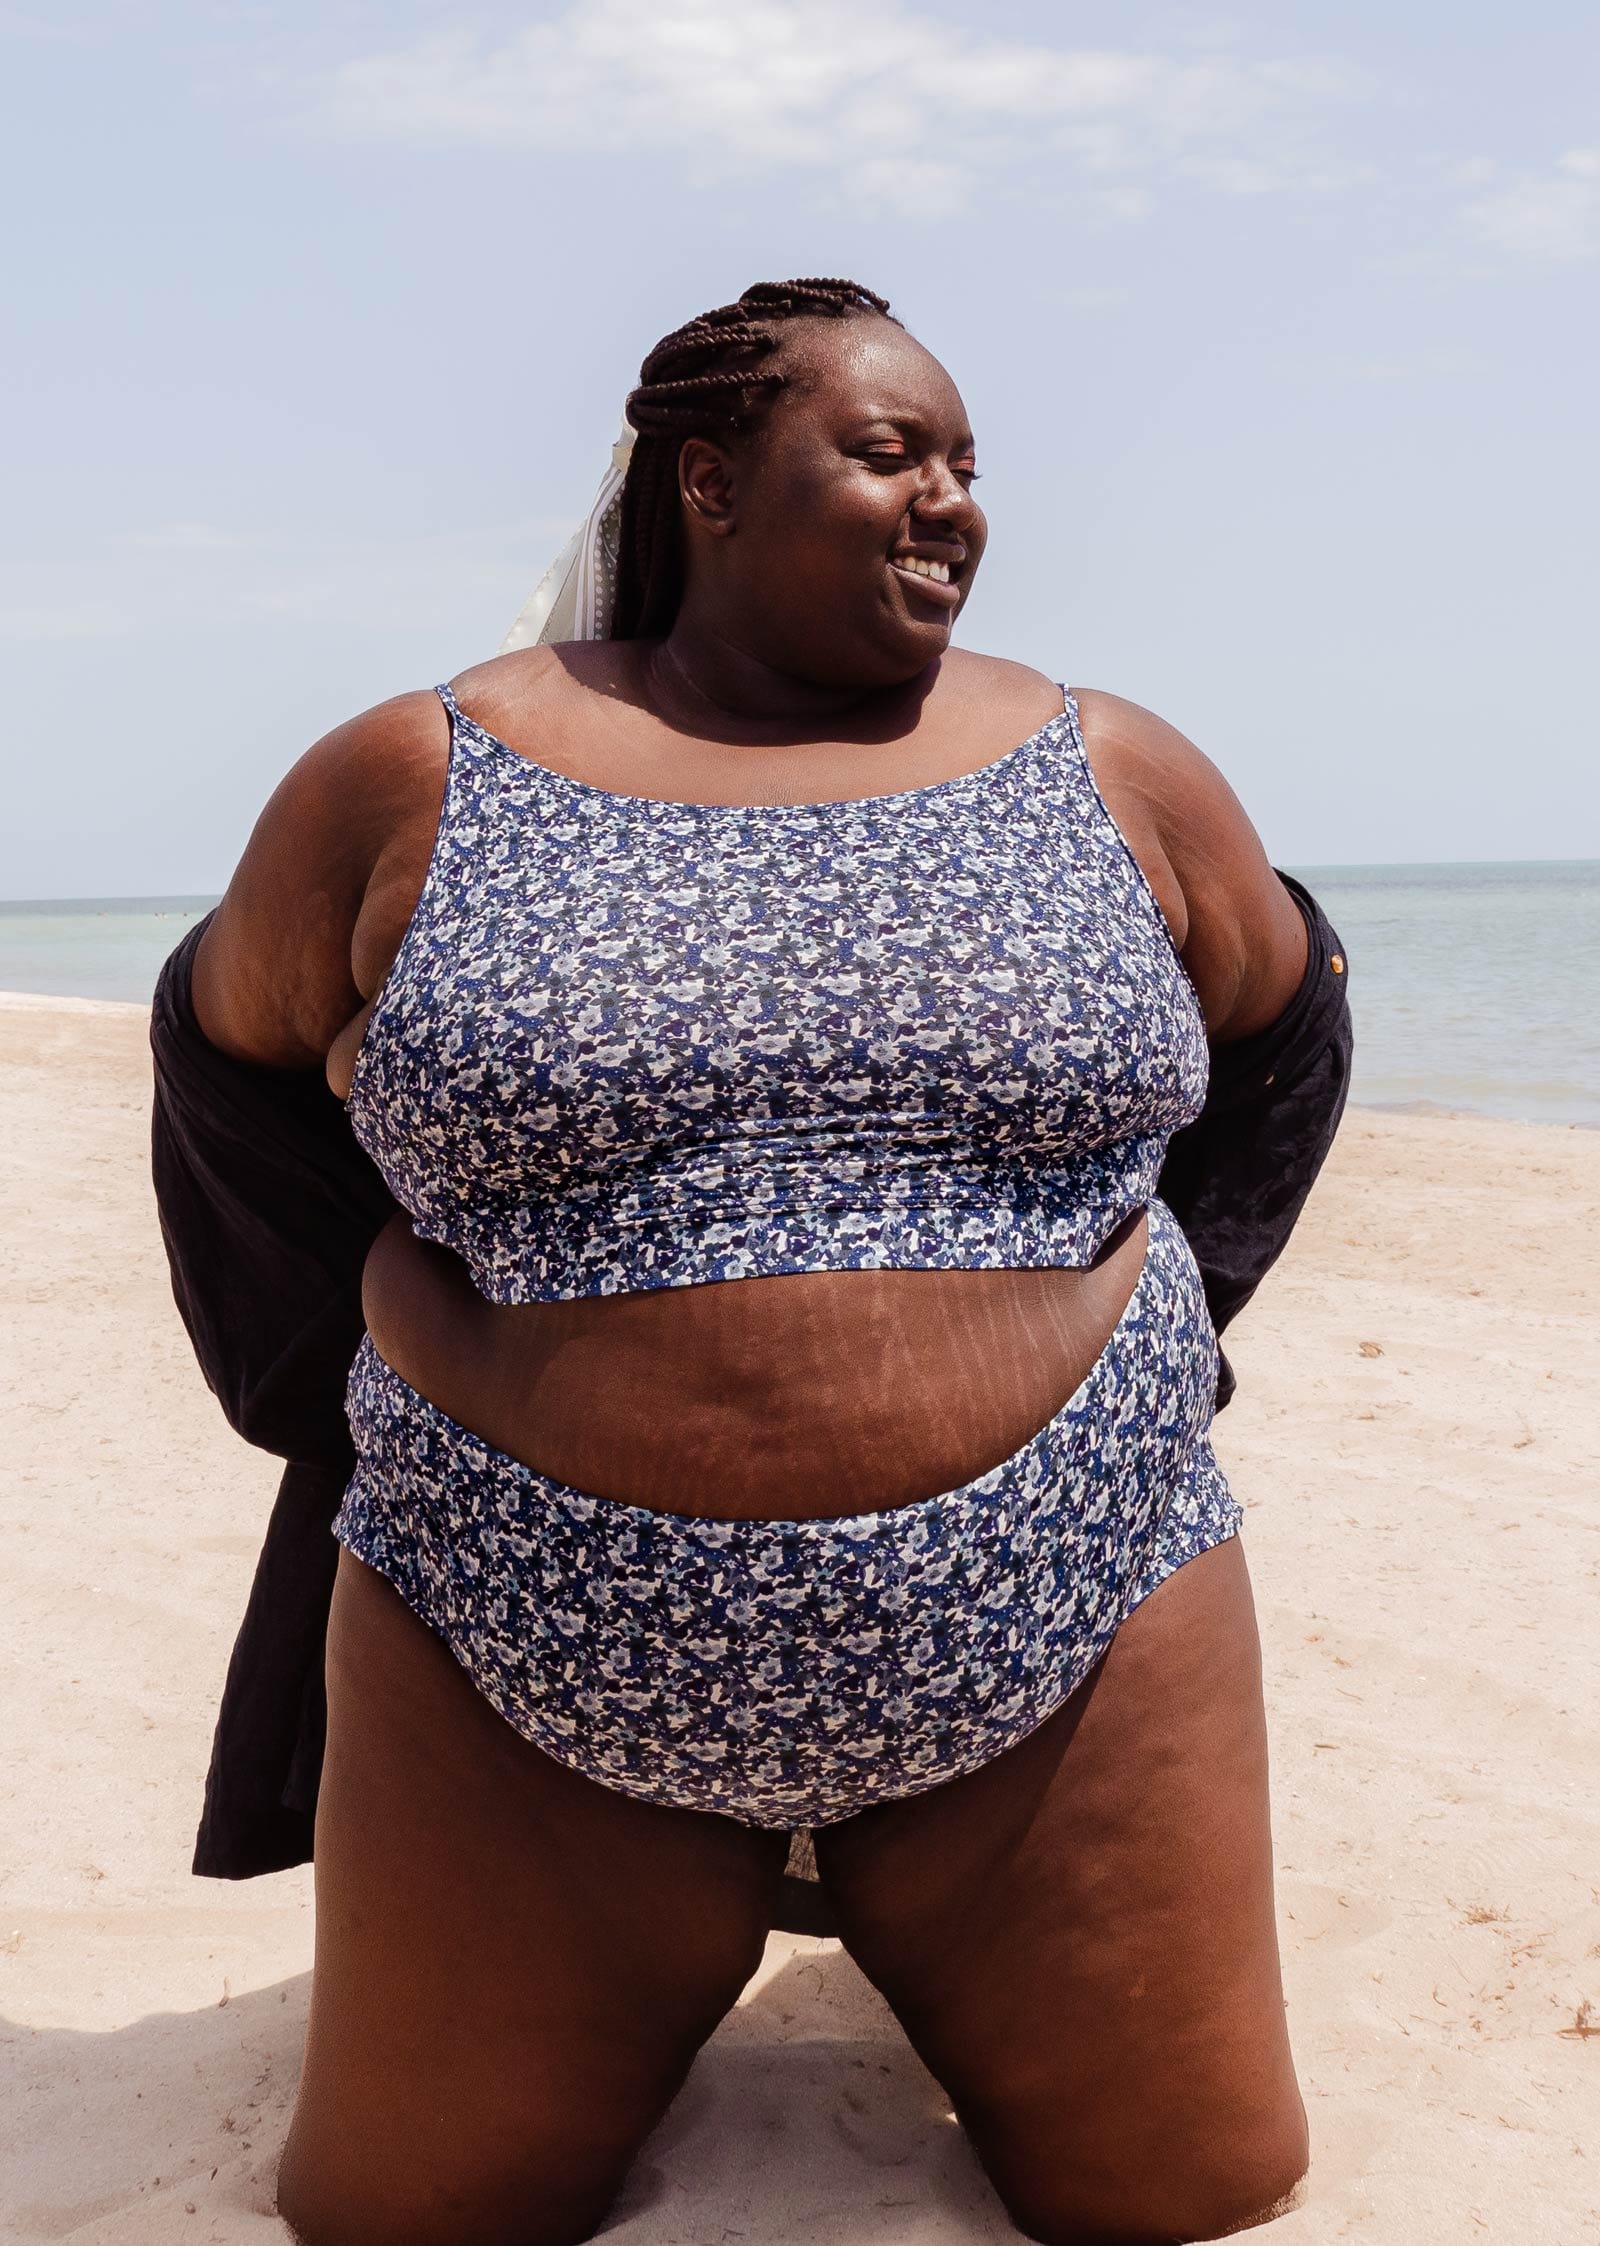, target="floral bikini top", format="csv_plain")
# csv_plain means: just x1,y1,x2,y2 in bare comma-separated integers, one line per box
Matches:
345,682,1209,1302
